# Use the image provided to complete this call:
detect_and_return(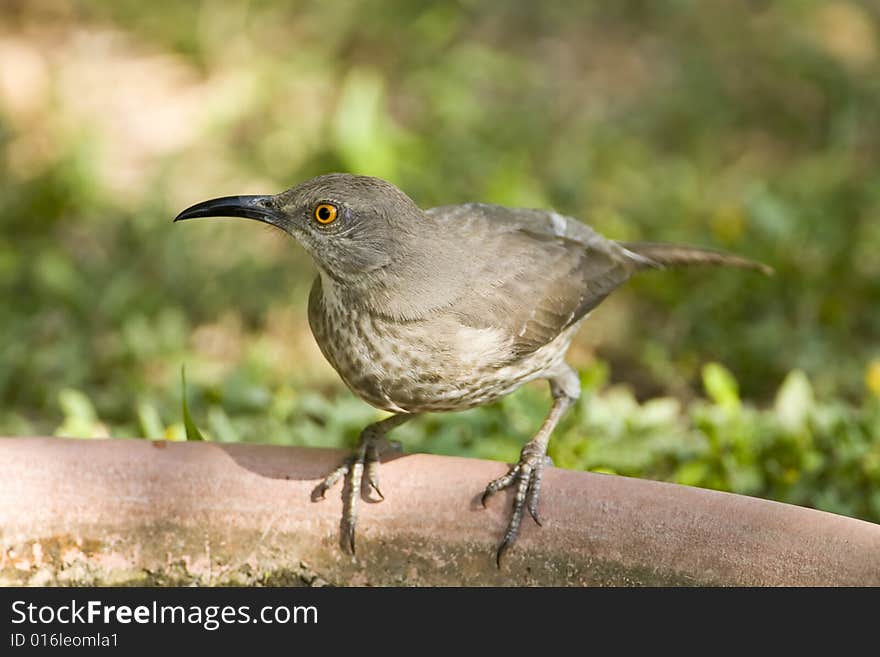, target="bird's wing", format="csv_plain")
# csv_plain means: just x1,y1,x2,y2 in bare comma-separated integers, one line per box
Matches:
427,204,639,359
